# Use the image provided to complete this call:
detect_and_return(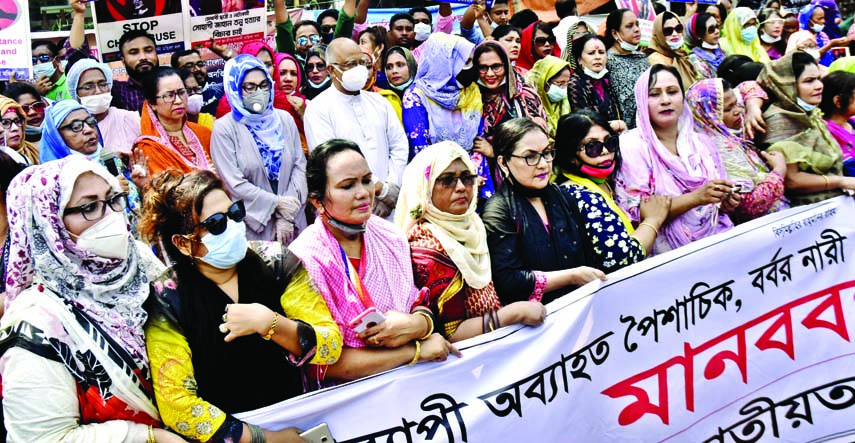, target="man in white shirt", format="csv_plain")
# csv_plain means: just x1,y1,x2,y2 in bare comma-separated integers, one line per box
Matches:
305,38,409,218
